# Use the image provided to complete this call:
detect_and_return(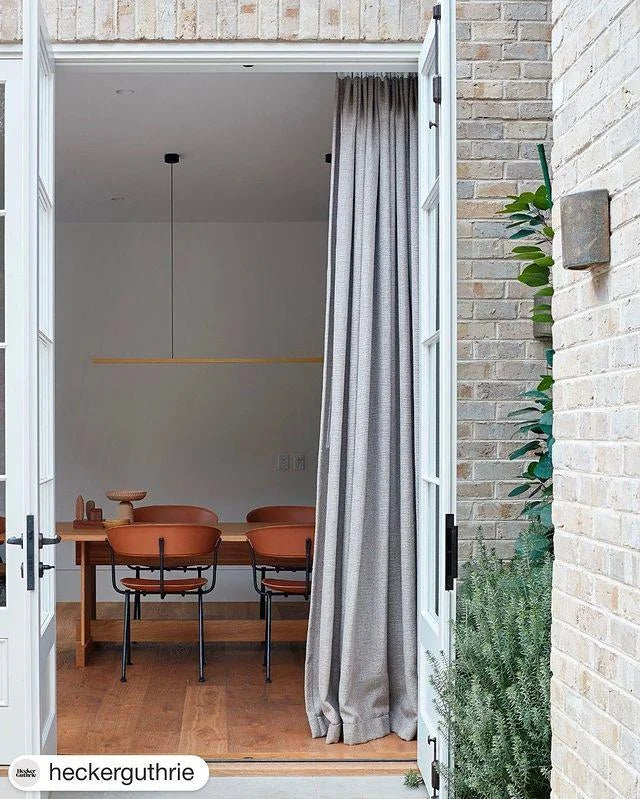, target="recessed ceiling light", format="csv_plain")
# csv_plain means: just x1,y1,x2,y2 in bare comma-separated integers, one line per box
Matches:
111,197,125,201
115,88,135,95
